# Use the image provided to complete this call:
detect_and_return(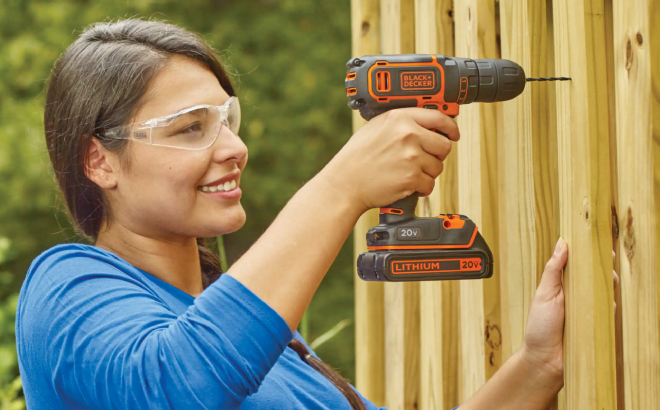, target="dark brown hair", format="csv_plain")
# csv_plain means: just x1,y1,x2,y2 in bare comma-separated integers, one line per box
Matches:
44,19,364,410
